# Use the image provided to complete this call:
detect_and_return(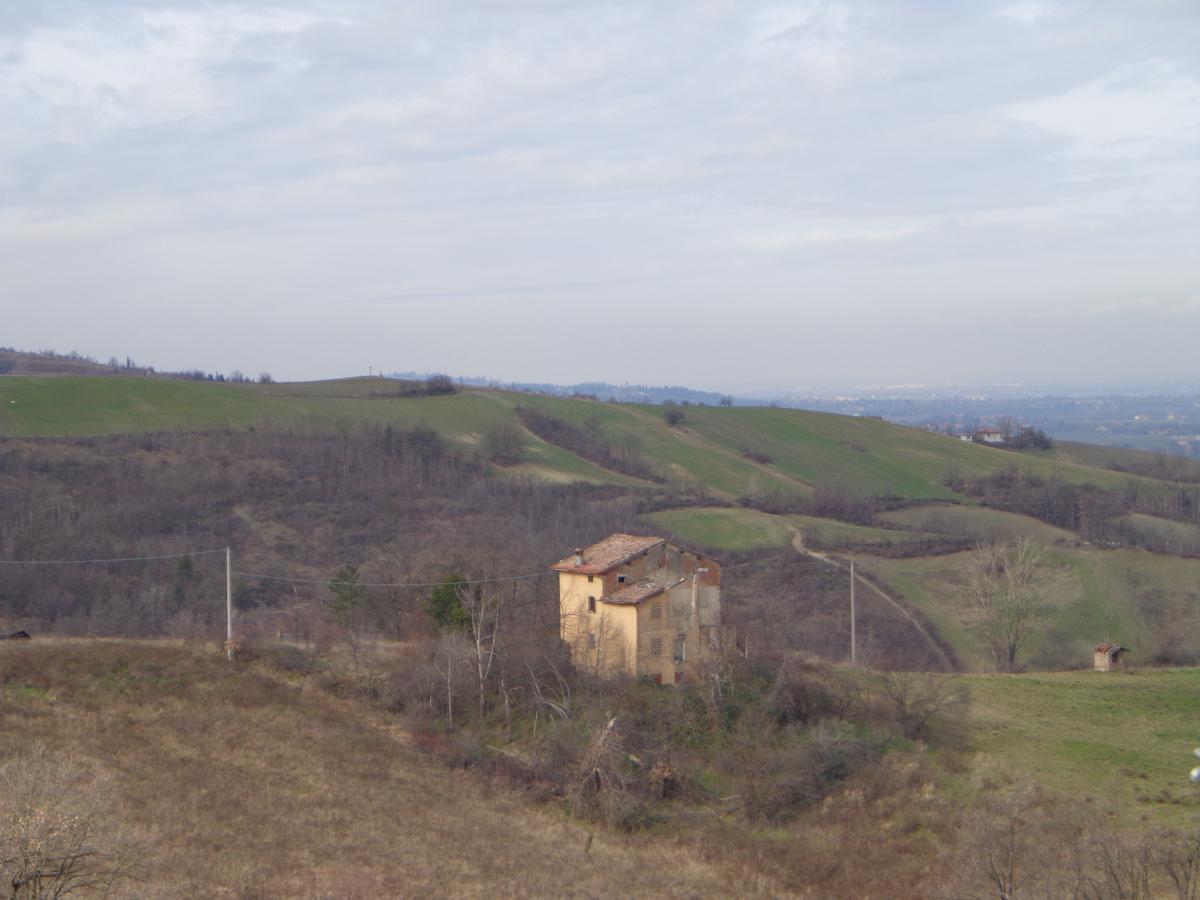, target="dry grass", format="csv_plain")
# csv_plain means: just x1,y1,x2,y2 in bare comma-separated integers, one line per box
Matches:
0,639,771,898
